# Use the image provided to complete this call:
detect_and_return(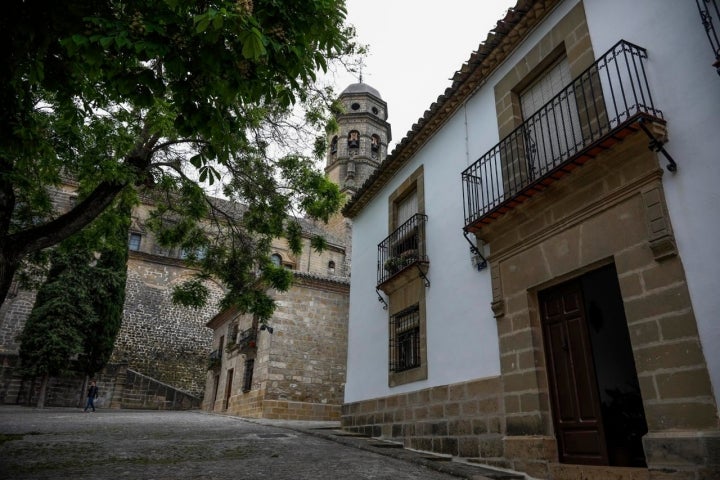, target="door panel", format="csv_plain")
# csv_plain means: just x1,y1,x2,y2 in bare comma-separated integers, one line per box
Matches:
541,280,608,465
